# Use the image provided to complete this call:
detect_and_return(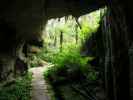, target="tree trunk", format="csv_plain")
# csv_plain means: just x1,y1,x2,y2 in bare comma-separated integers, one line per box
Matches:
54,36,57,47
75,24,79,44
60,32,63,52
75,32,78,44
